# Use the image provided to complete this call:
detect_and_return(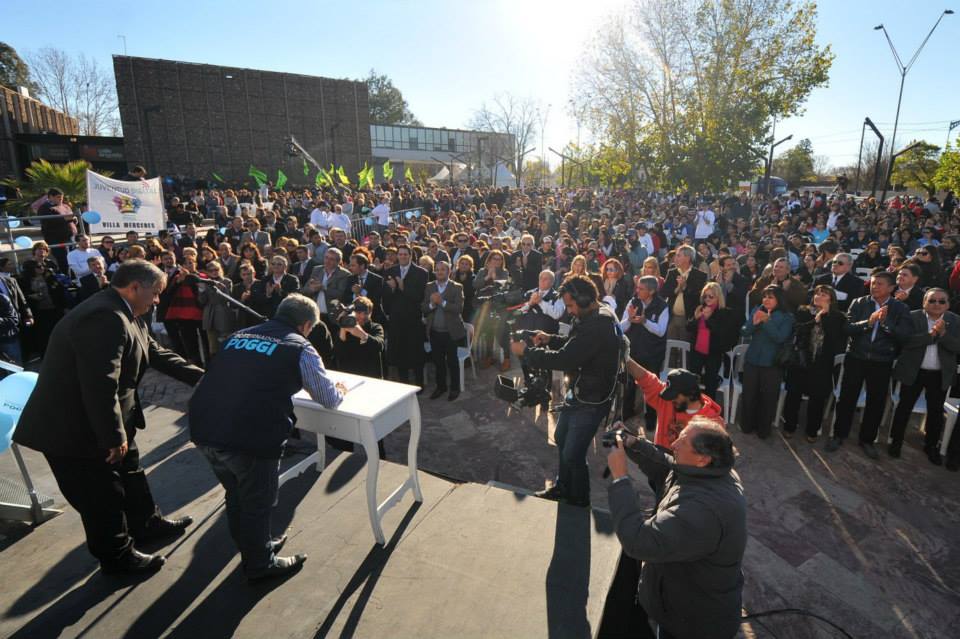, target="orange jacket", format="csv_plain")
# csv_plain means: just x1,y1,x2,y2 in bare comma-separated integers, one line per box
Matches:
635,369,725,447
